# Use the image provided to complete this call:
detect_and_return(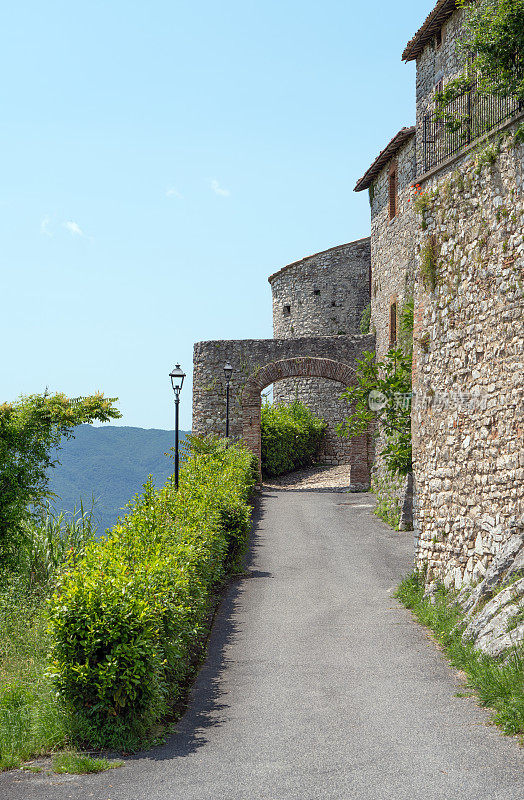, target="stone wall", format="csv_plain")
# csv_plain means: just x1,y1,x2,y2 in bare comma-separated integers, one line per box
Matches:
367,134,417,525
268,239,371,464
370,135,417,358
192,334,375,482
414,7,467,173
412,125,524,588
269,239,371,339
